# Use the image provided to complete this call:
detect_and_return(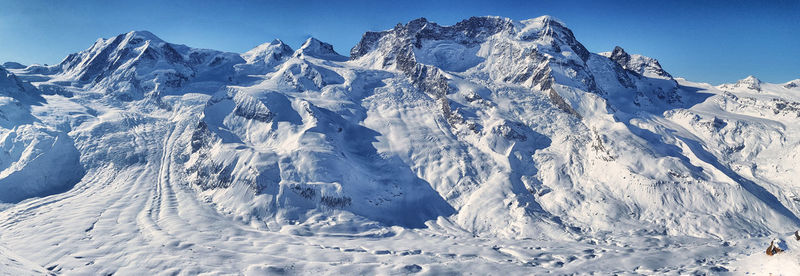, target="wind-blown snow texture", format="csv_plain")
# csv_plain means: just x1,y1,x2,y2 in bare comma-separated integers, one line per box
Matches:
1,16,799,274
